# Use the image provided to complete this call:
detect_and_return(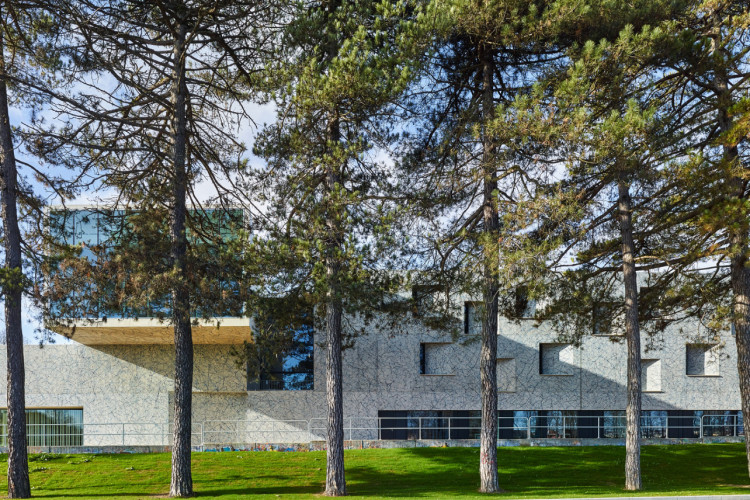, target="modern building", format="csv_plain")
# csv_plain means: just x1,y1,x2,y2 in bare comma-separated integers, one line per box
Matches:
0,209,743,450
